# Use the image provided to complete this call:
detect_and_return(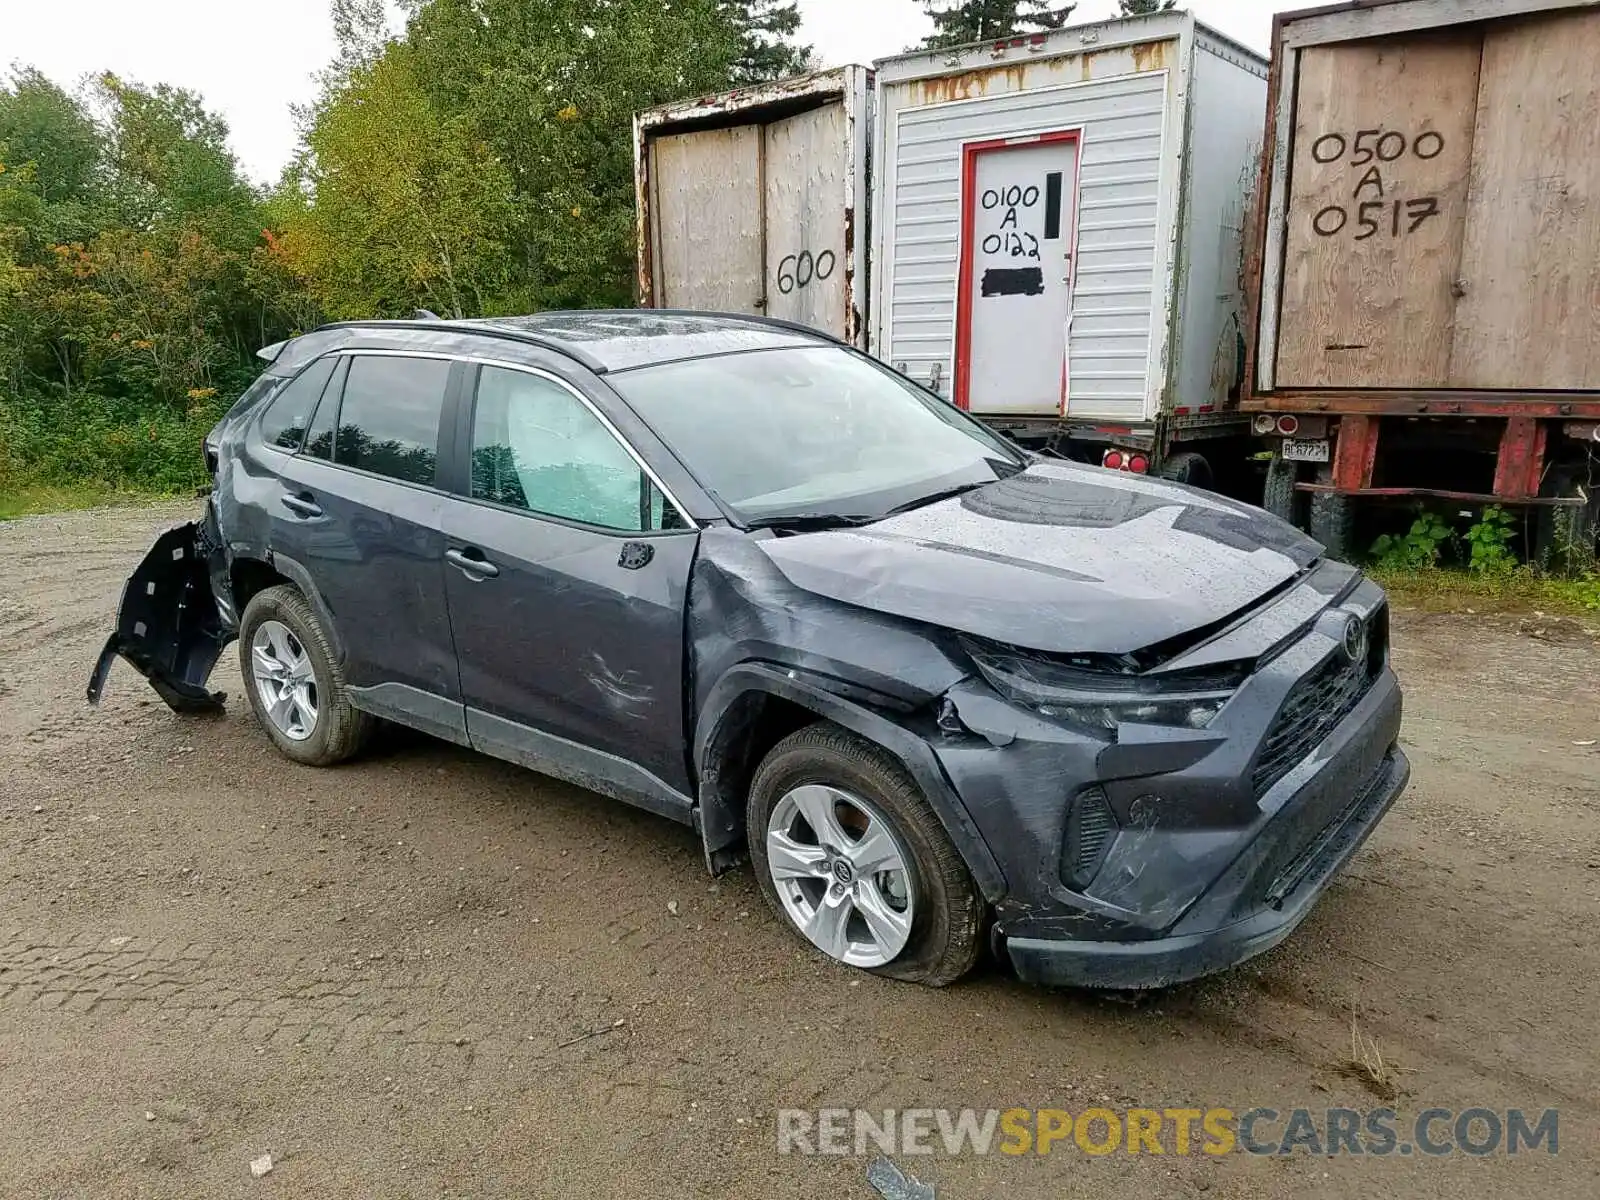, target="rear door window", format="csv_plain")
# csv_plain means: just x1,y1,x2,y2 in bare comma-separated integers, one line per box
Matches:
259,357,338,451
333,355,451,485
